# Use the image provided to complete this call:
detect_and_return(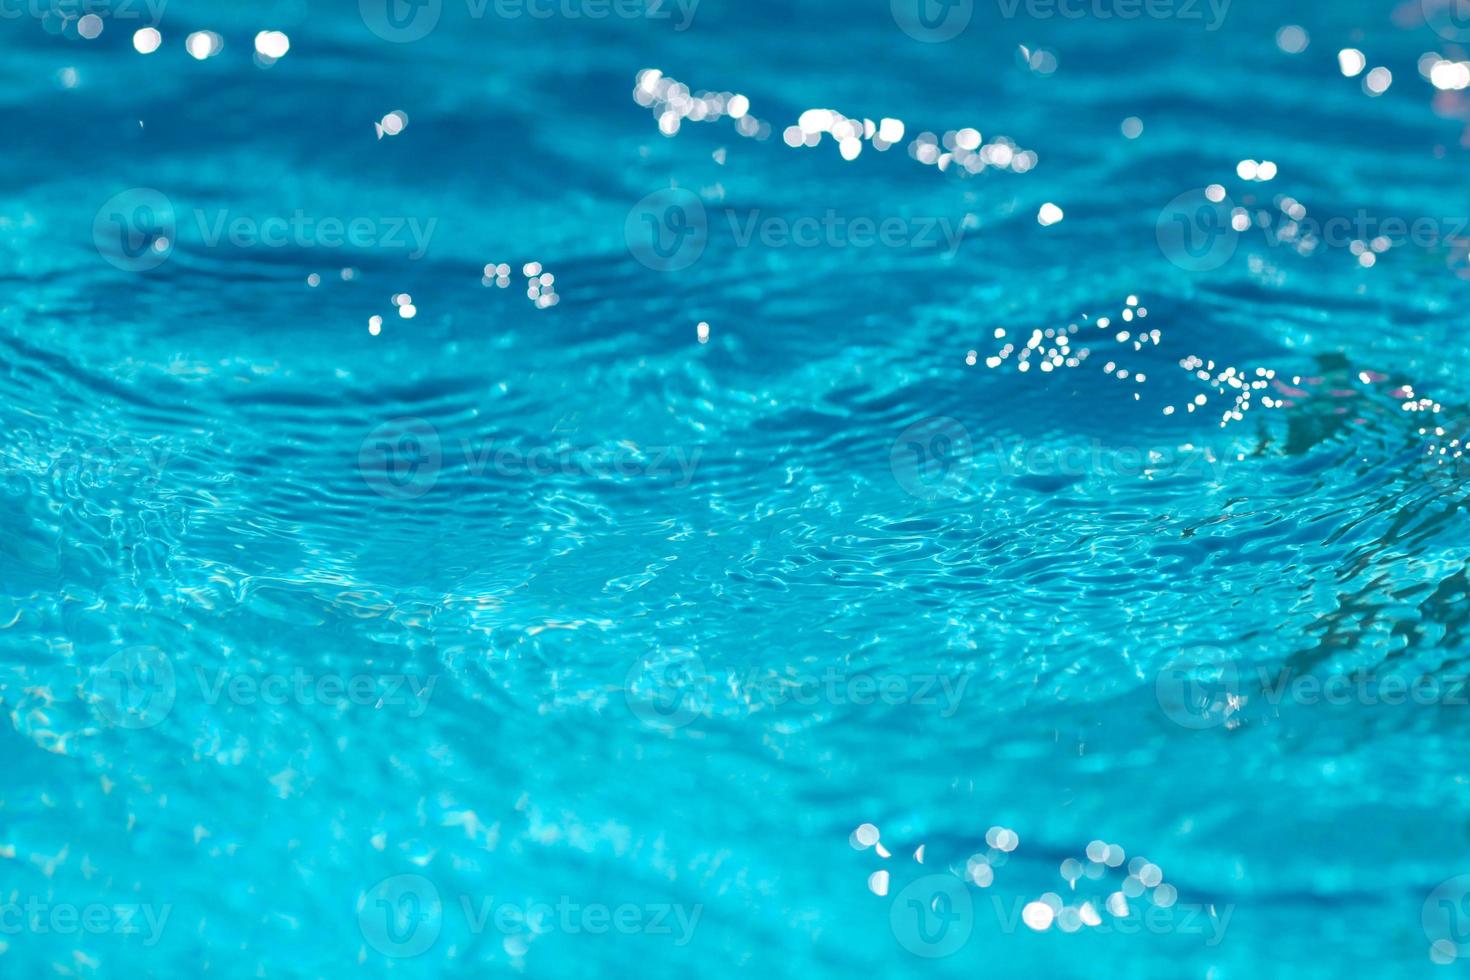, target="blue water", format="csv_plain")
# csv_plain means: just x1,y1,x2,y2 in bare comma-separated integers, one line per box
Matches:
7,0,1470,976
